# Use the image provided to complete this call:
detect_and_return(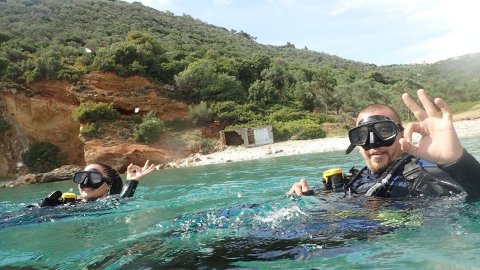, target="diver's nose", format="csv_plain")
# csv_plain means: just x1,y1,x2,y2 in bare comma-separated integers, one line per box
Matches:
80,175,91,186
369,131,375,143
